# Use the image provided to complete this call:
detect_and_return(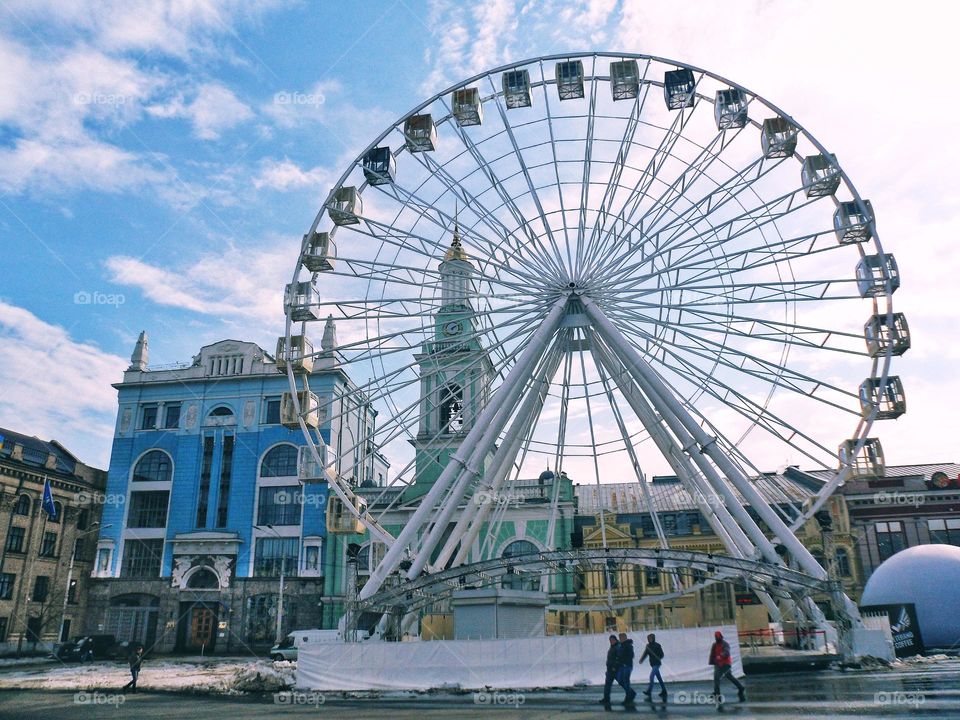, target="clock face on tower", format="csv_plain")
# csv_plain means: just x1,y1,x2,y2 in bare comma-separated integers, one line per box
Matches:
444,321,462,337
